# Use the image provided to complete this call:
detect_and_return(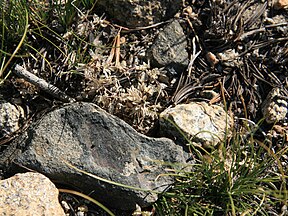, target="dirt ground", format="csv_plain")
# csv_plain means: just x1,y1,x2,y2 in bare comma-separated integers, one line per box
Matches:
0,1,288,215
